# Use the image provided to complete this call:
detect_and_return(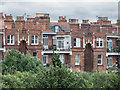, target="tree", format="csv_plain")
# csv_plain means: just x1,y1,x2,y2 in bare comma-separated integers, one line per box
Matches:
51,52,62,68
2,49,43,75
1,49,120,88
